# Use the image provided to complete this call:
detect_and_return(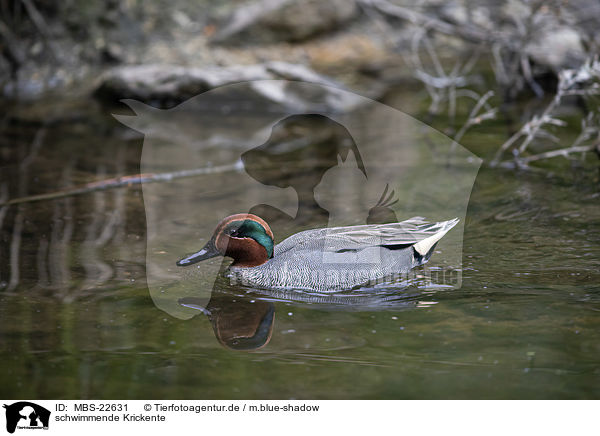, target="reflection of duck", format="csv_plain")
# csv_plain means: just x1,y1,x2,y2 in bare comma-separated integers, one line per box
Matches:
179,292,275,351
176,213,459,291
241,113,367,236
